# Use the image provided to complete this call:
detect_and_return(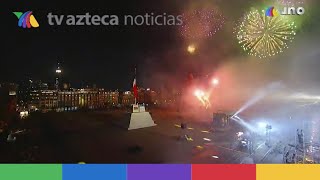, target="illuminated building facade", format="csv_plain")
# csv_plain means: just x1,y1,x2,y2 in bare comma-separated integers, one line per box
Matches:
39,90,58,111
119,89,160,106
122,91,135,106
16,63,122,112
108,90,119,106
30,88,119,112
57,89,100,111
124,88,159,105
24,80,50,111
